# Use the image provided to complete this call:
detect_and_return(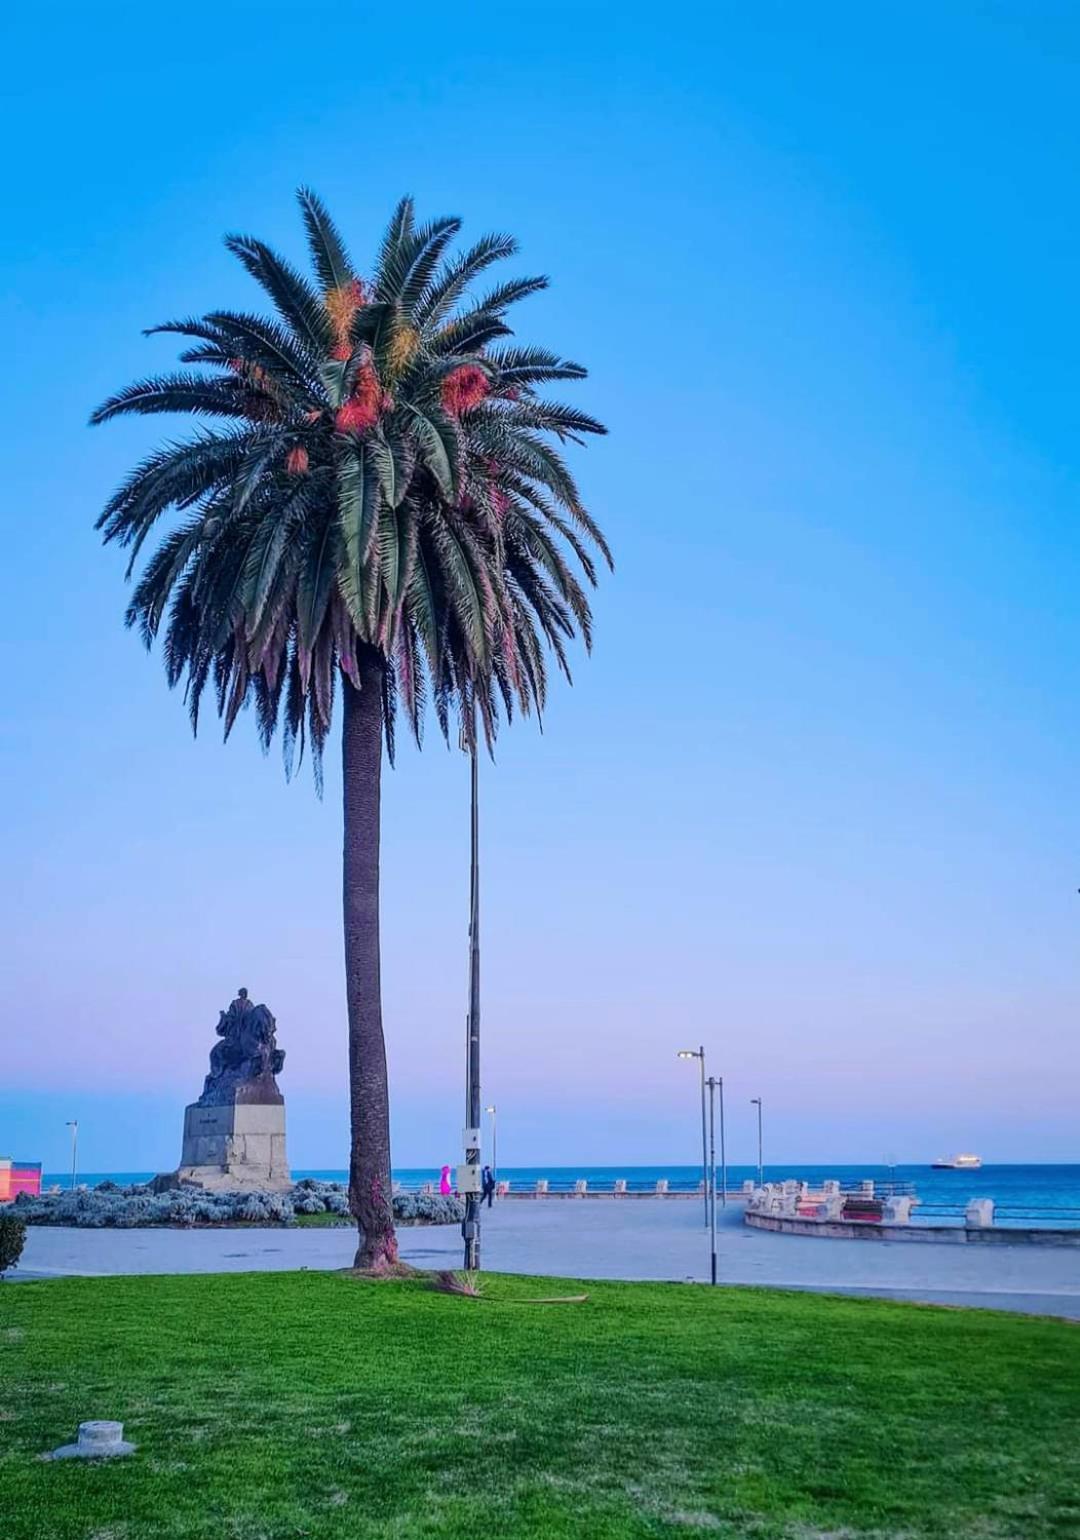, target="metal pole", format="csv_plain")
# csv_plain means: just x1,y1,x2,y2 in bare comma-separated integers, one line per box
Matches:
698,1046,708,1228
463,744,481,1270
718,1076,727,1207
752,1097,763,1187
706,1077,717,1284
66,1120,78,1190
